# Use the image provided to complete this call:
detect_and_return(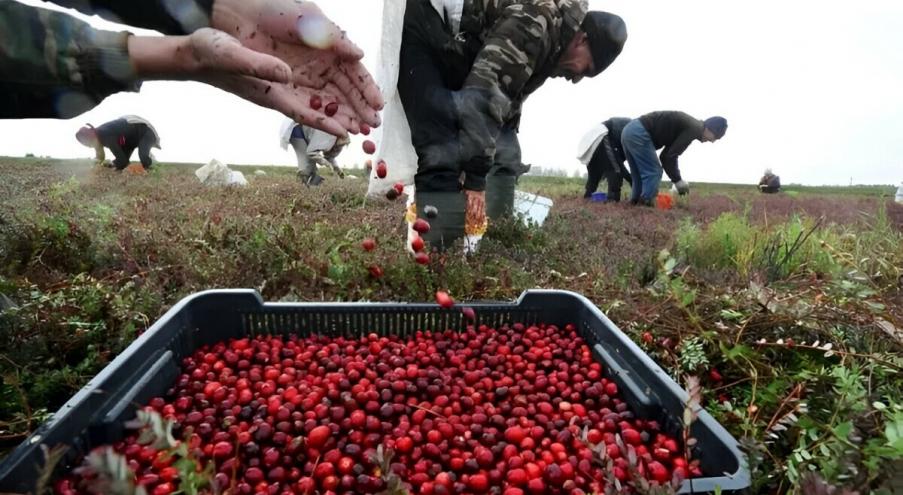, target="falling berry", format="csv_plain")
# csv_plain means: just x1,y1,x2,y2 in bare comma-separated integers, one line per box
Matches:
324,102,338,117
411,235,424,252
375,161,387,179
393,182,404,195
360,124,371,135
362,140,376,154
368,265,383,278
642,332,654,344
435,291,454,309
386,189,399,201
361,238,376,252
461,307,476,321
414,252,429,265
309,95,322,110
412,218,430,234
423,205,439,219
